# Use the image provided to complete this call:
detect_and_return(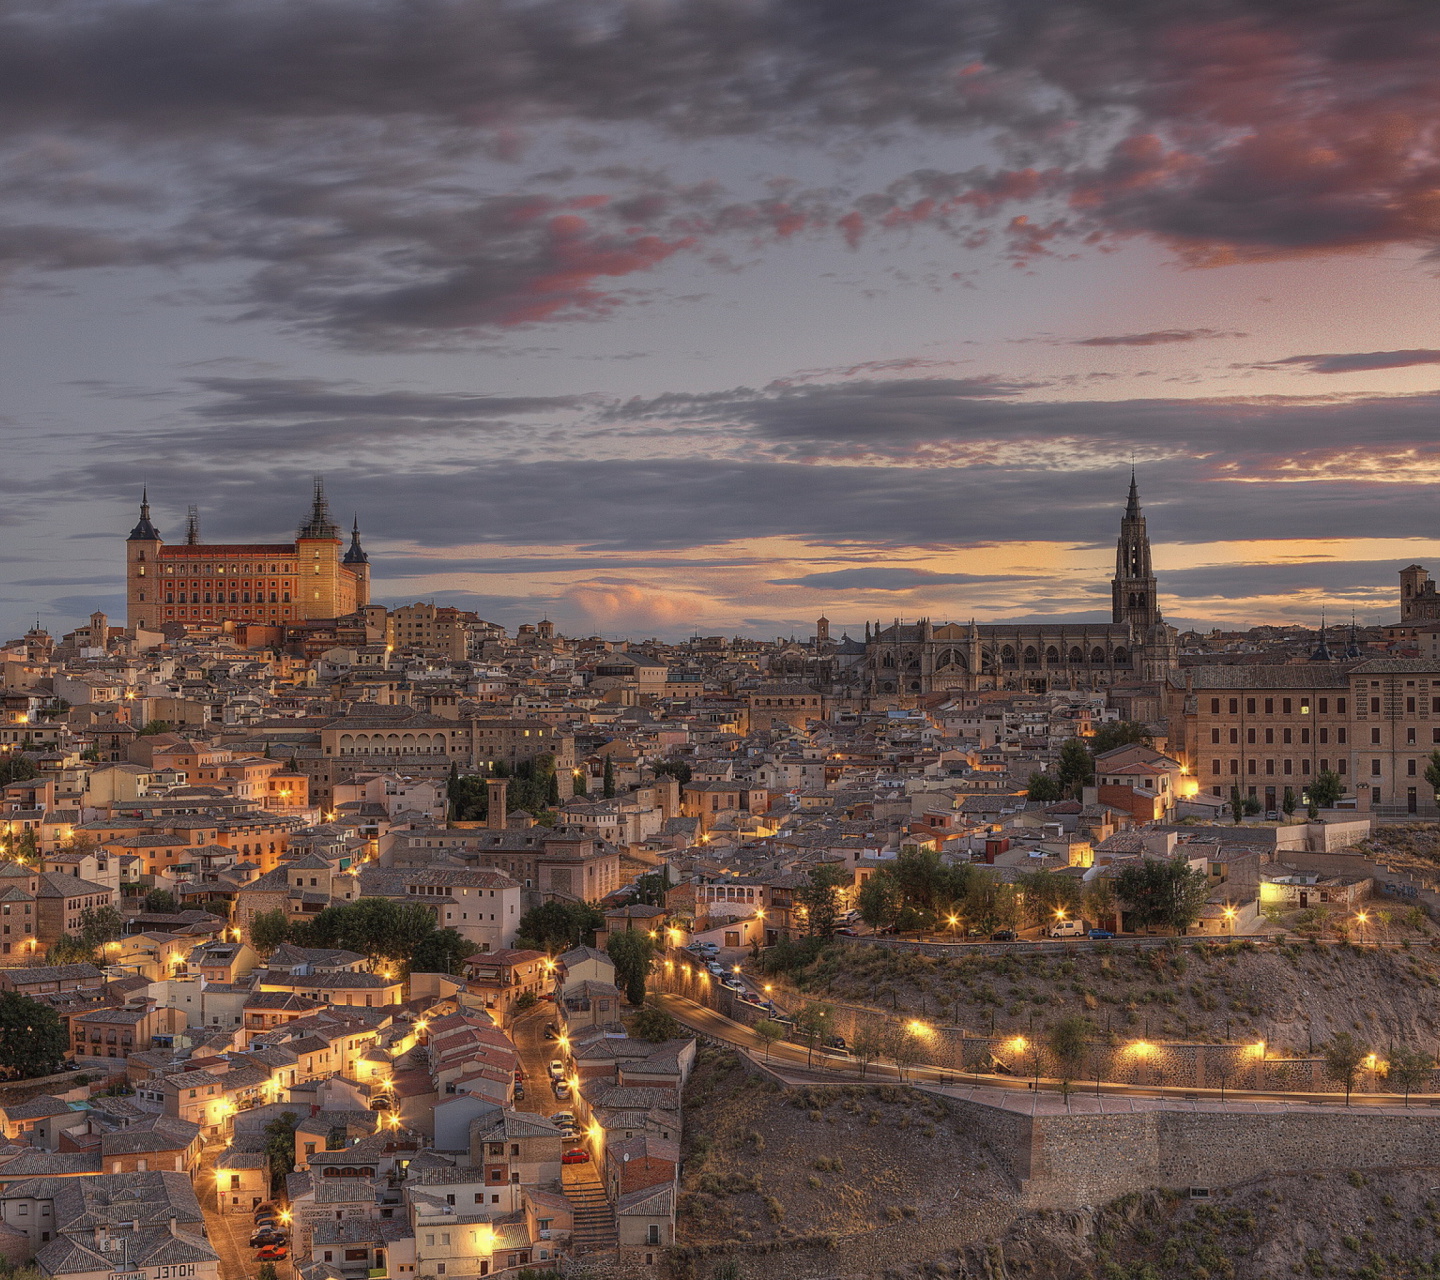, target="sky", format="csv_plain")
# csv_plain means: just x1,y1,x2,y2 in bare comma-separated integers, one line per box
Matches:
6,0,1440,642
